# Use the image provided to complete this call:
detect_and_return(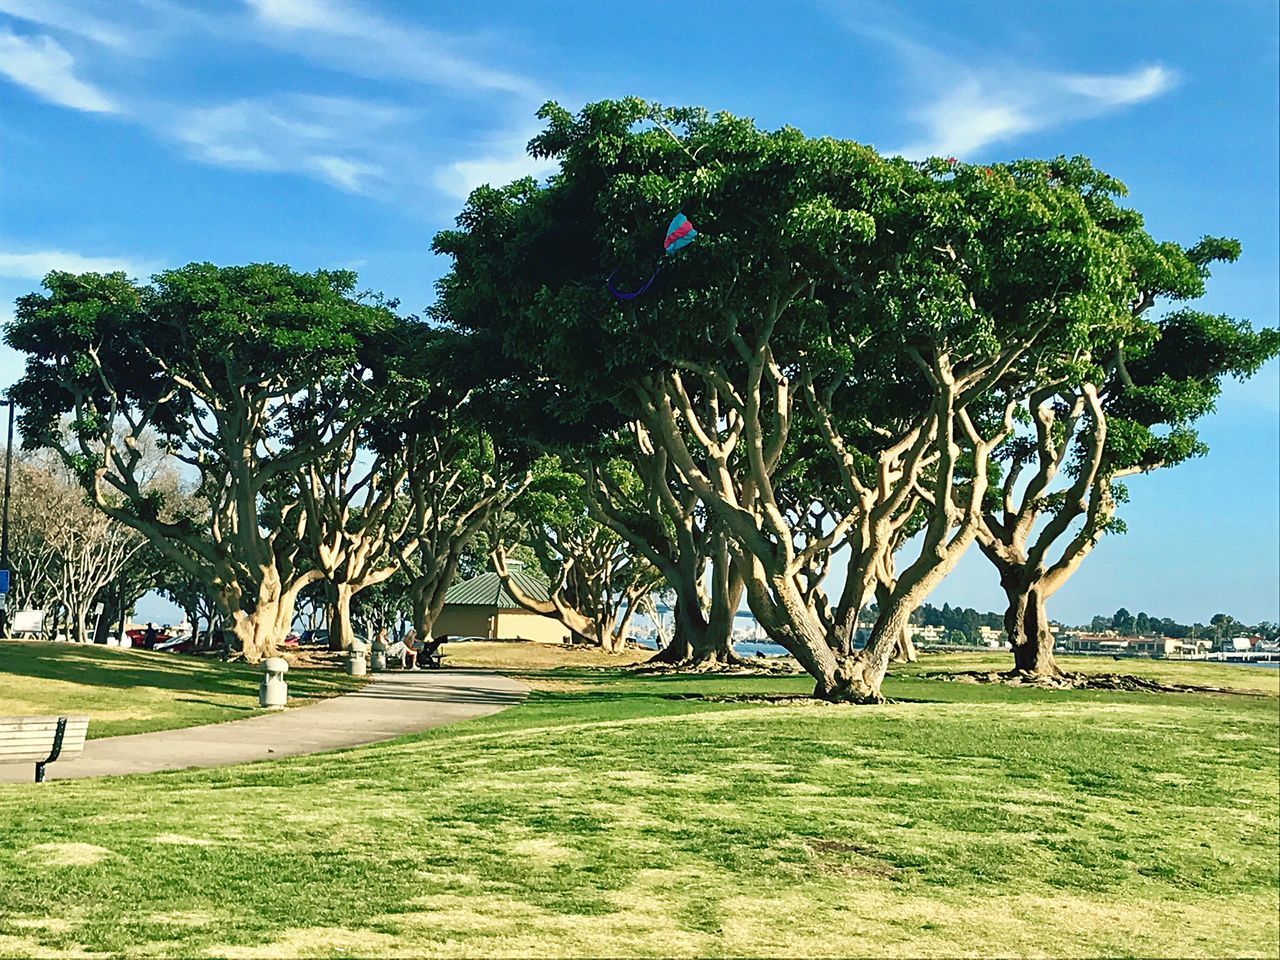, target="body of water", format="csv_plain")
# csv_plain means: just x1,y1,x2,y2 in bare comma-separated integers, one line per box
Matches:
632,636,791,658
